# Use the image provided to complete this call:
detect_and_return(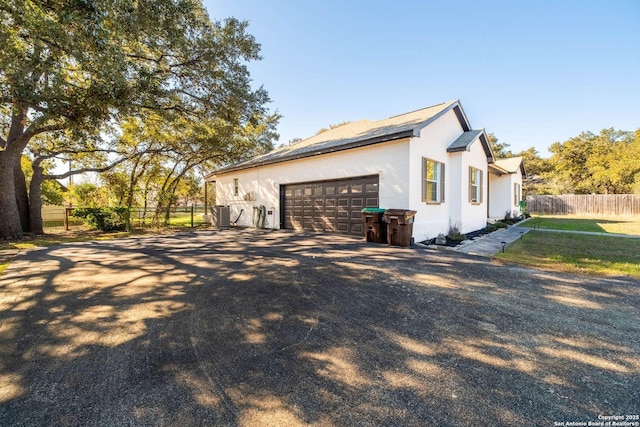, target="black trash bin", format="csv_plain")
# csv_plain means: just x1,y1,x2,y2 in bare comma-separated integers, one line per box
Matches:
361,208,387,243
384,209,417,247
